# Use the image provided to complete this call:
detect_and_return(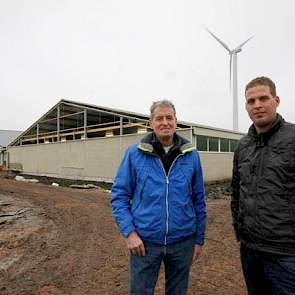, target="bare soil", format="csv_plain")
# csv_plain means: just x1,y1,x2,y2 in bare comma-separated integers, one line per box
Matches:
0,175,246,295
